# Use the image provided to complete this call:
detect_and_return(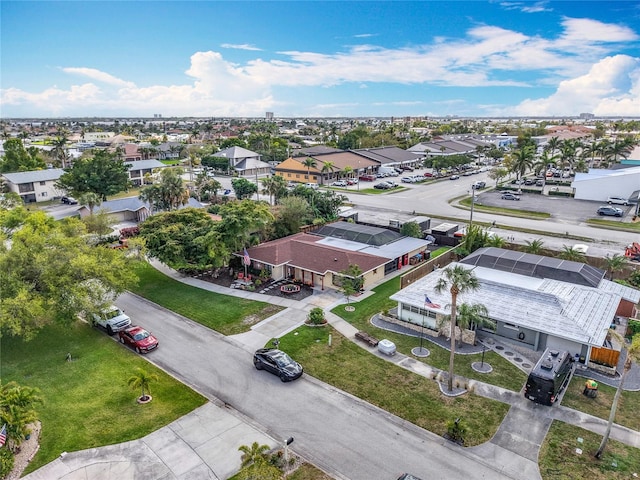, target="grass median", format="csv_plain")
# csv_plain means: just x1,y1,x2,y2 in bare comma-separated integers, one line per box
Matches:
2,322,207,474
130,261,284,335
